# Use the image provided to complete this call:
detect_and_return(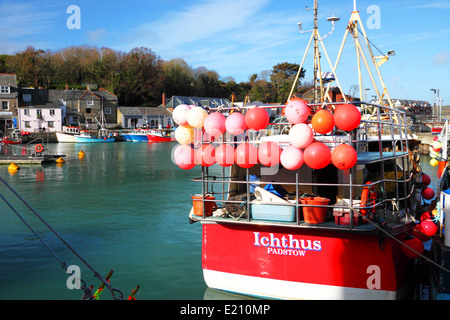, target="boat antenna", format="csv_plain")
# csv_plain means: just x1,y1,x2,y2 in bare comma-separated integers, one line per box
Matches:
291,1,342,103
